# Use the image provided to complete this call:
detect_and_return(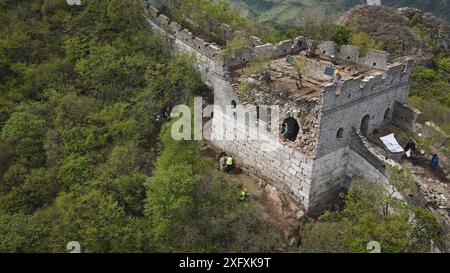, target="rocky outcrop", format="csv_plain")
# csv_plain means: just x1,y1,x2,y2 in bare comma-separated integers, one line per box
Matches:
398,7,450,55
339,5,450,63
